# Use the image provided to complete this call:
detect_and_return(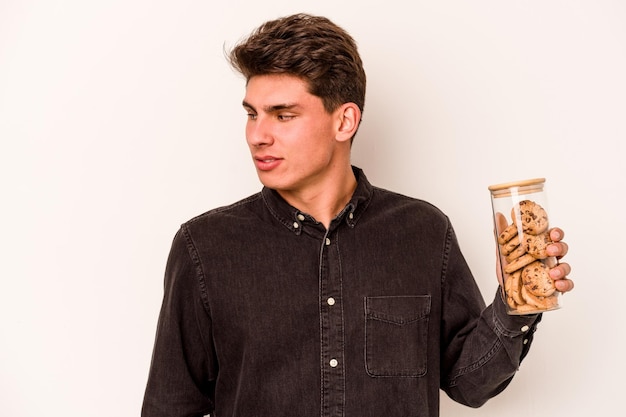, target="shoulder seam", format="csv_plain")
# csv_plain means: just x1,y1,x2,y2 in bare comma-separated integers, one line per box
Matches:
179,223,212,316
185,192,263,225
